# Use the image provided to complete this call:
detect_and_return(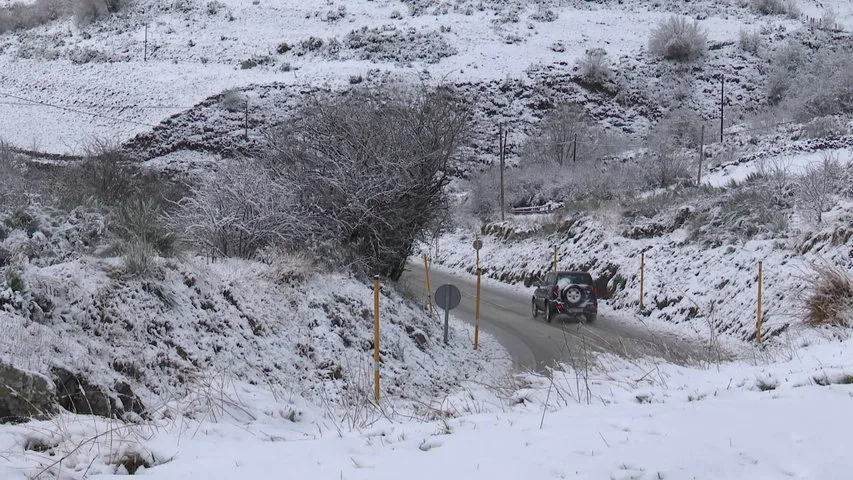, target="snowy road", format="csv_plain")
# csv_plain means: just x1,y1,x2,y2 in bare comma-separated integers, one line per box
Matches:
400,263,716,372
